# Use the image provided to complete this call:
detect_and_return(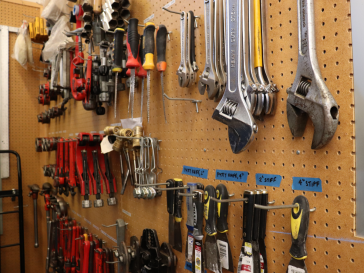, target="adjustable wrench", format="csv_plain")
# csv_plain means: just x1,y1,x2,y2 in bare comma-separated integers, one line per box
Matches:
212,0,257,154
287,0,338,149
188,11,198,84
213,0,225,101
198,0,219,99
177,12,190,87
